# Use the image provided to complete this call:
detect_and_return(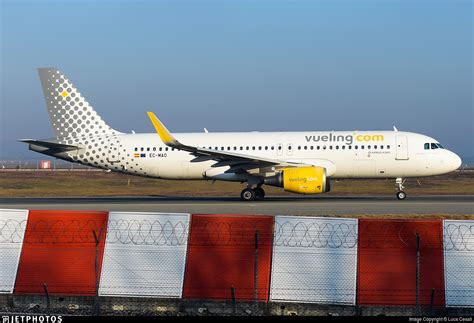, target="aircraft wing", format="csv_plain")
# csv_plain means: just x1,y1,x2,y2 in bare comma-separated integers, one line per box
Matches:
147,112,301,170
